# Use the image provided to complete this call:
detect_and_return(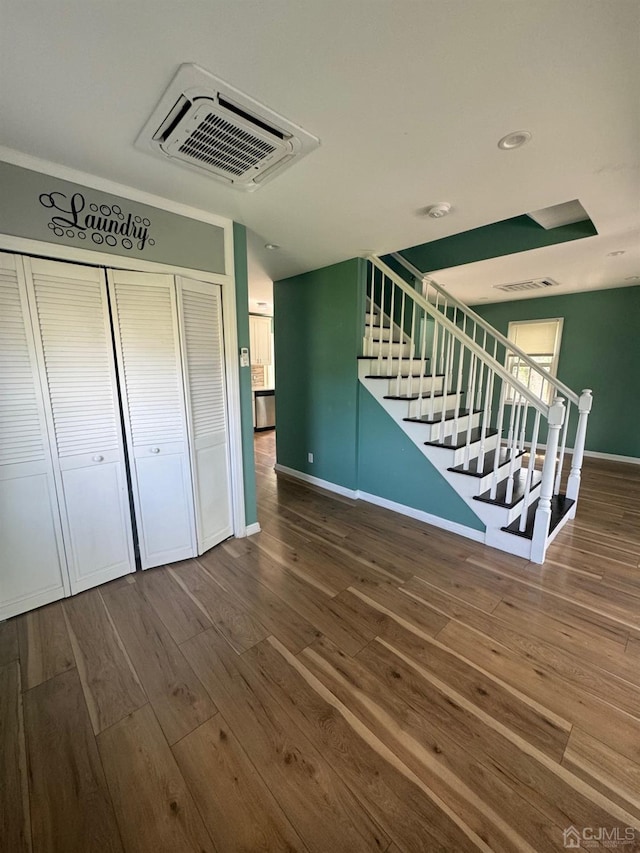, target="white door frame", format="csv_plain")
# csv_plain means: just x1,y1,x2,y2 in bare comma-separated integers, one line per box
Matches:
0,232,248,540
